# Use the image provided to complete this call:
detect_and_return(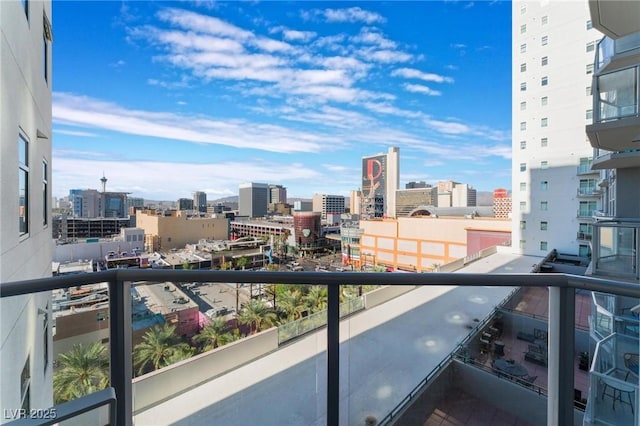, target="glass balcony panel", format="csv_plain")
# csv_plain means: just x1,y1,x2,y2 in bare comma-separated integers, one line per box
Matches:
595,225,638,277
592,292,615,338
586,333,639,426
596,67,638,122
615,32,640,55
597,37,615,71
